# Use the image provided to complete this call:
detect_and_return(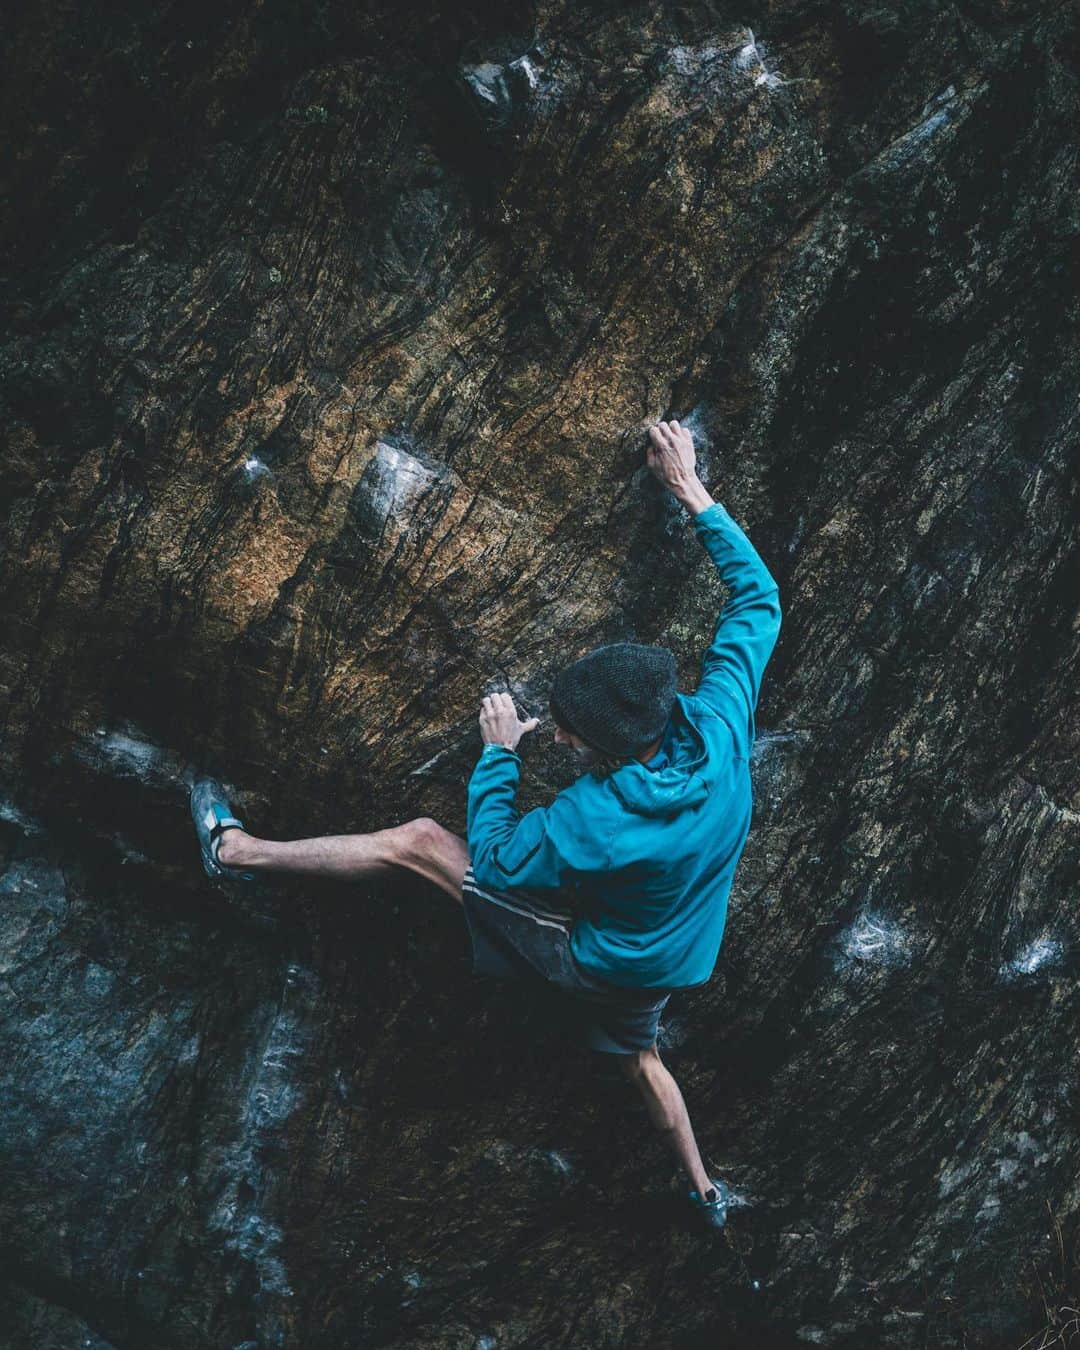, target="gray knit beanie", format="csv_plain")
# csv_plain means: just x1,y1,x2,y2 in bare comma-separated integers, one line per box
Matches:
549,642,677,757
